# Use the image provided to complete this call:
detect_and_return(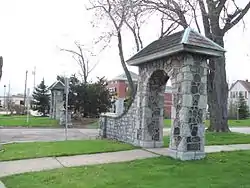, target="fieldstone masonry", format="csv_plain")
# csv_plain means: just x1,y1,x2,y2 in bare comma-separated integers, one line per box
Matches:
100,28,224,161
167,54,208,160
49,81,65,120
100,54,207,155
